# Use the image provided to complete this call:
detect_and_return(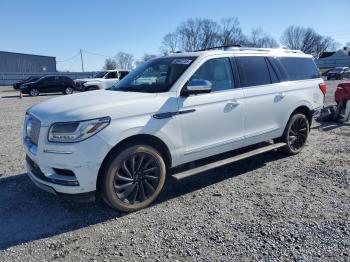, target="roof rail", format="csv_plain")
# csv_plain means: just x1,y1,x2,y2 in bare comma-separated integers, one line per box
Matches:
237,47,304,54
192,46,304,54
193,45,242,52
